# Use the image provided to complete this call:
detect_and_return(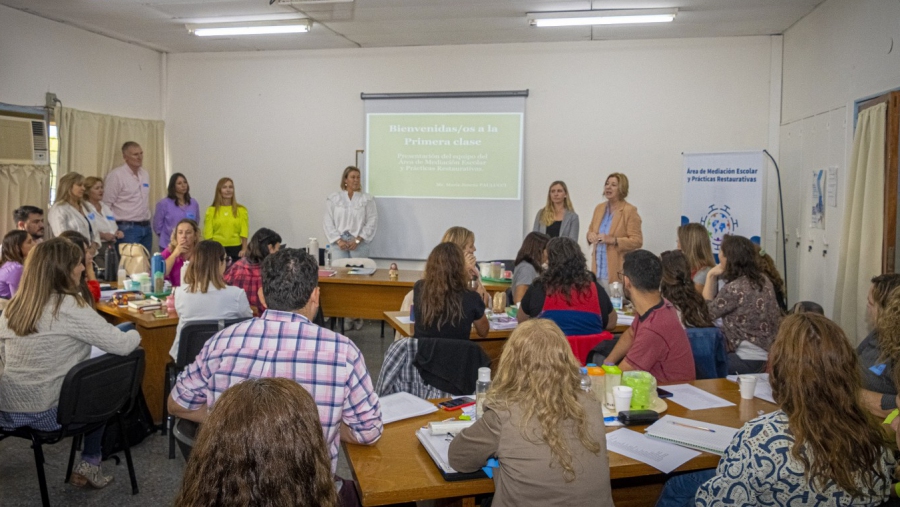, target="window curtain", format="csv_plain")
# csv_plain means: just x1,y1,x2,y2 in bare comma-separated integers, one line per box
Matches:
0,164,51,232
56,106,166,211
834,103,886,342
